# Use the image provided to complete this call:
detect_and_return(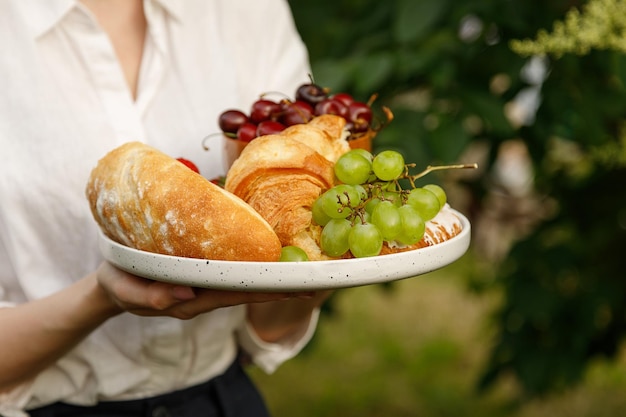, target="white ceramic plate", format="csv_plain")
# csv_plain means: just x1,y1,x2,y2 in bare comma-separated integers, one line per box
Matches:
98,210,471,292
